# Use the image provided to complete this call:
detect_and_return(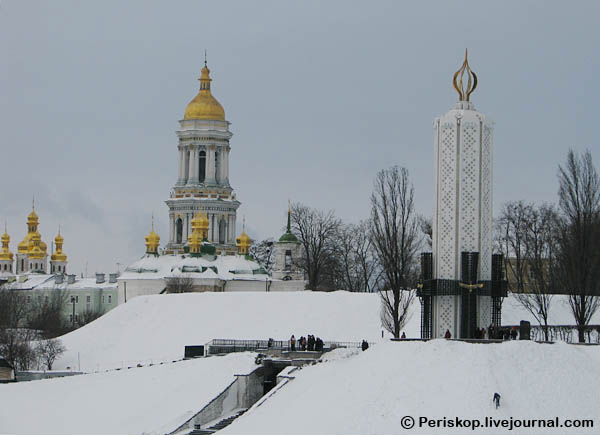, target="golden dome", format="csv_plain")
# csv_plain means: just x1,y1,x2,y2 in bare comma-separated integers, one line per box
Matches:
183,65,226,121
236,229,252,255
191,209,209,240
28,209,38,220
18,237,29,254
0,227,13,262
18,206,47,256
51,230,67,262
145,230,160,255
28,233,45,260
